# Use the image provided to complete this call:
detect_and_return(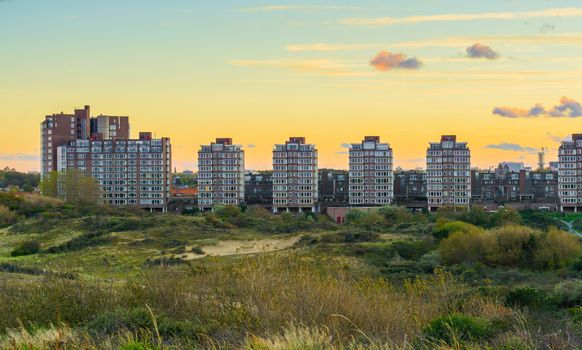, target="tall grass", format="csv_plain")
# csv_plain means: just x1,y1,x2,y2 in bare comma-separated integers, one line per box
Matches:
0,253,531,349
